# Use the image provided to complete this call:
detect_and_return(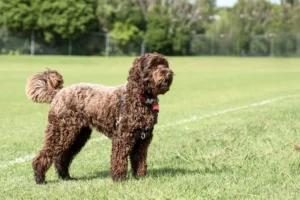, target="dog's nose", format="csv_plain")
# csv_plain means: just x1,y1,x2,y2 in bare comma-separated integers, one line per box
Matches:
167,72,172,78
